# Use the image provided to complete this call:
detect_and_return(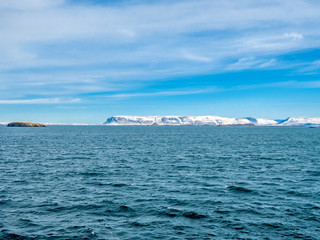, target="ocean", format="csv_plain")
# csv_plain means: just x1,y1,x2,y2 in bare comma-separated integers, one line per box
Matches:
0,125,319,239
